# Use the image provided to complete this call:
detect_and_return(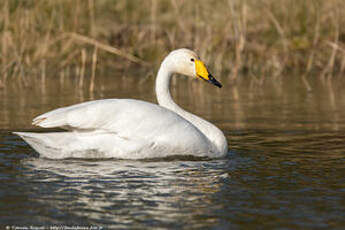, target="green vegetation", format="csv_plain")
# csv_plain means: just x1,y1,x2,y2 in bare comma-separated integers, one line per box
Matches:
1,0,345,88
